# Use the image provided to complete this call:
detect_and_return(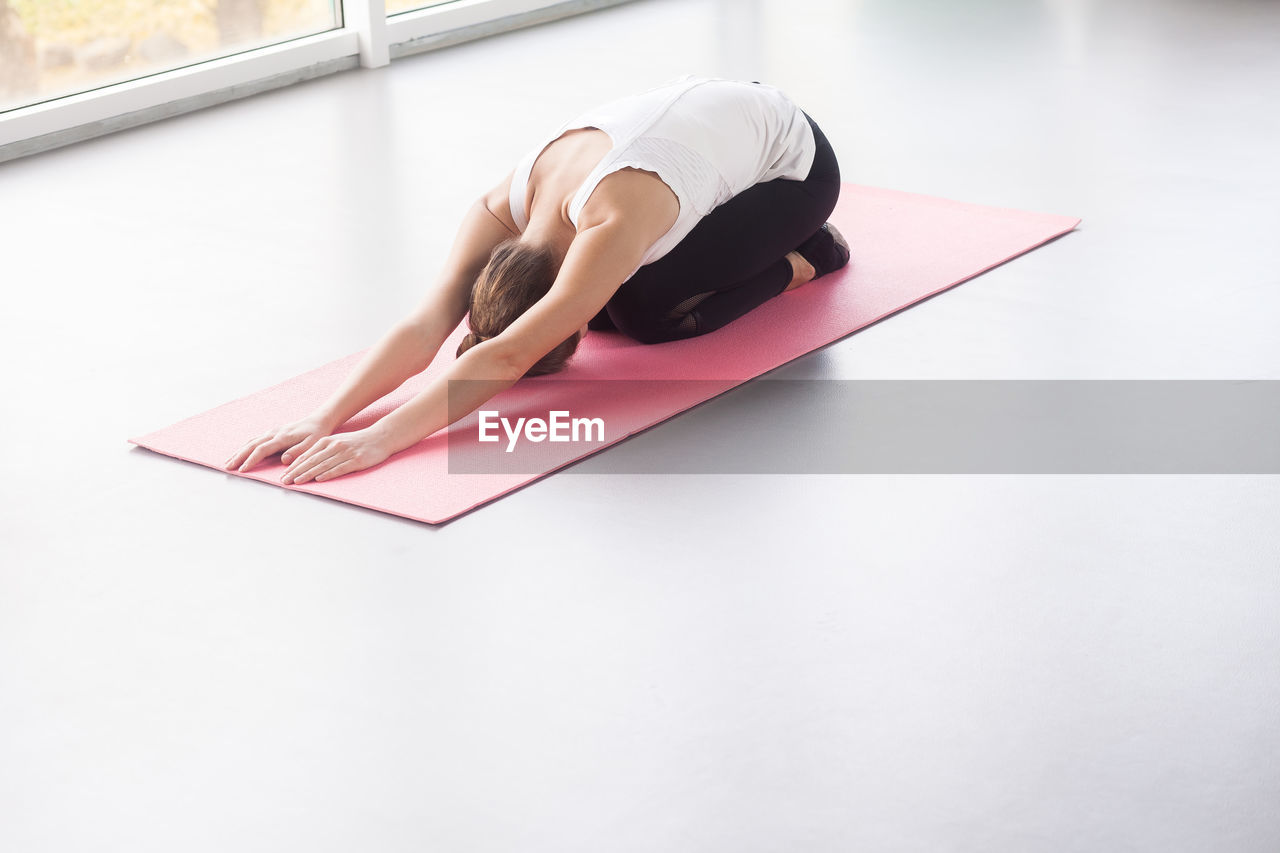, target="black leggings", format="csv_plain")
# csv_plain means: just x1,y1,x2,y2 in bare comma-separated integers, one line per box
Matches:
589,112,841,343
